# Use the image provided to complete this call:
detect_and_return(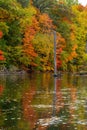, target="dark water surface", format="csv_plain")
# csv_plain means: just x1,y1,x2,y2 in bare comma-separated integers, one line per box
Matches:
0,72,87,130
